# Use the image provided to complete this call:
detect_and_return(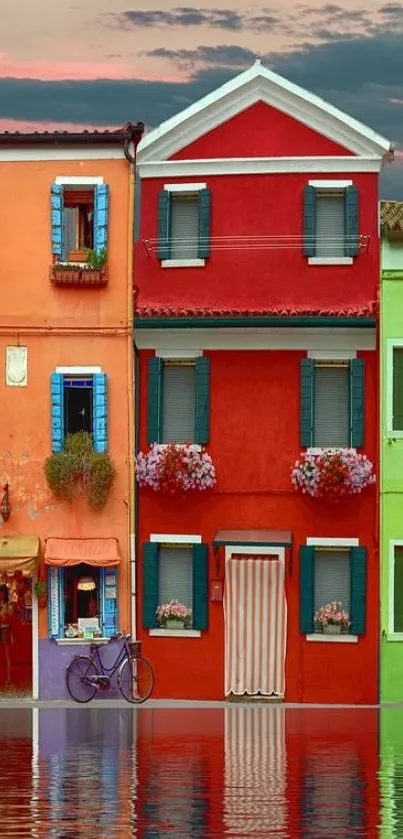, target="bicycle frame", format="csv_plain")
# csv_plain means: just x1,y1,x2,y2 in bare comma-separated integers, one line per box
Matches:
90,636,131,680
